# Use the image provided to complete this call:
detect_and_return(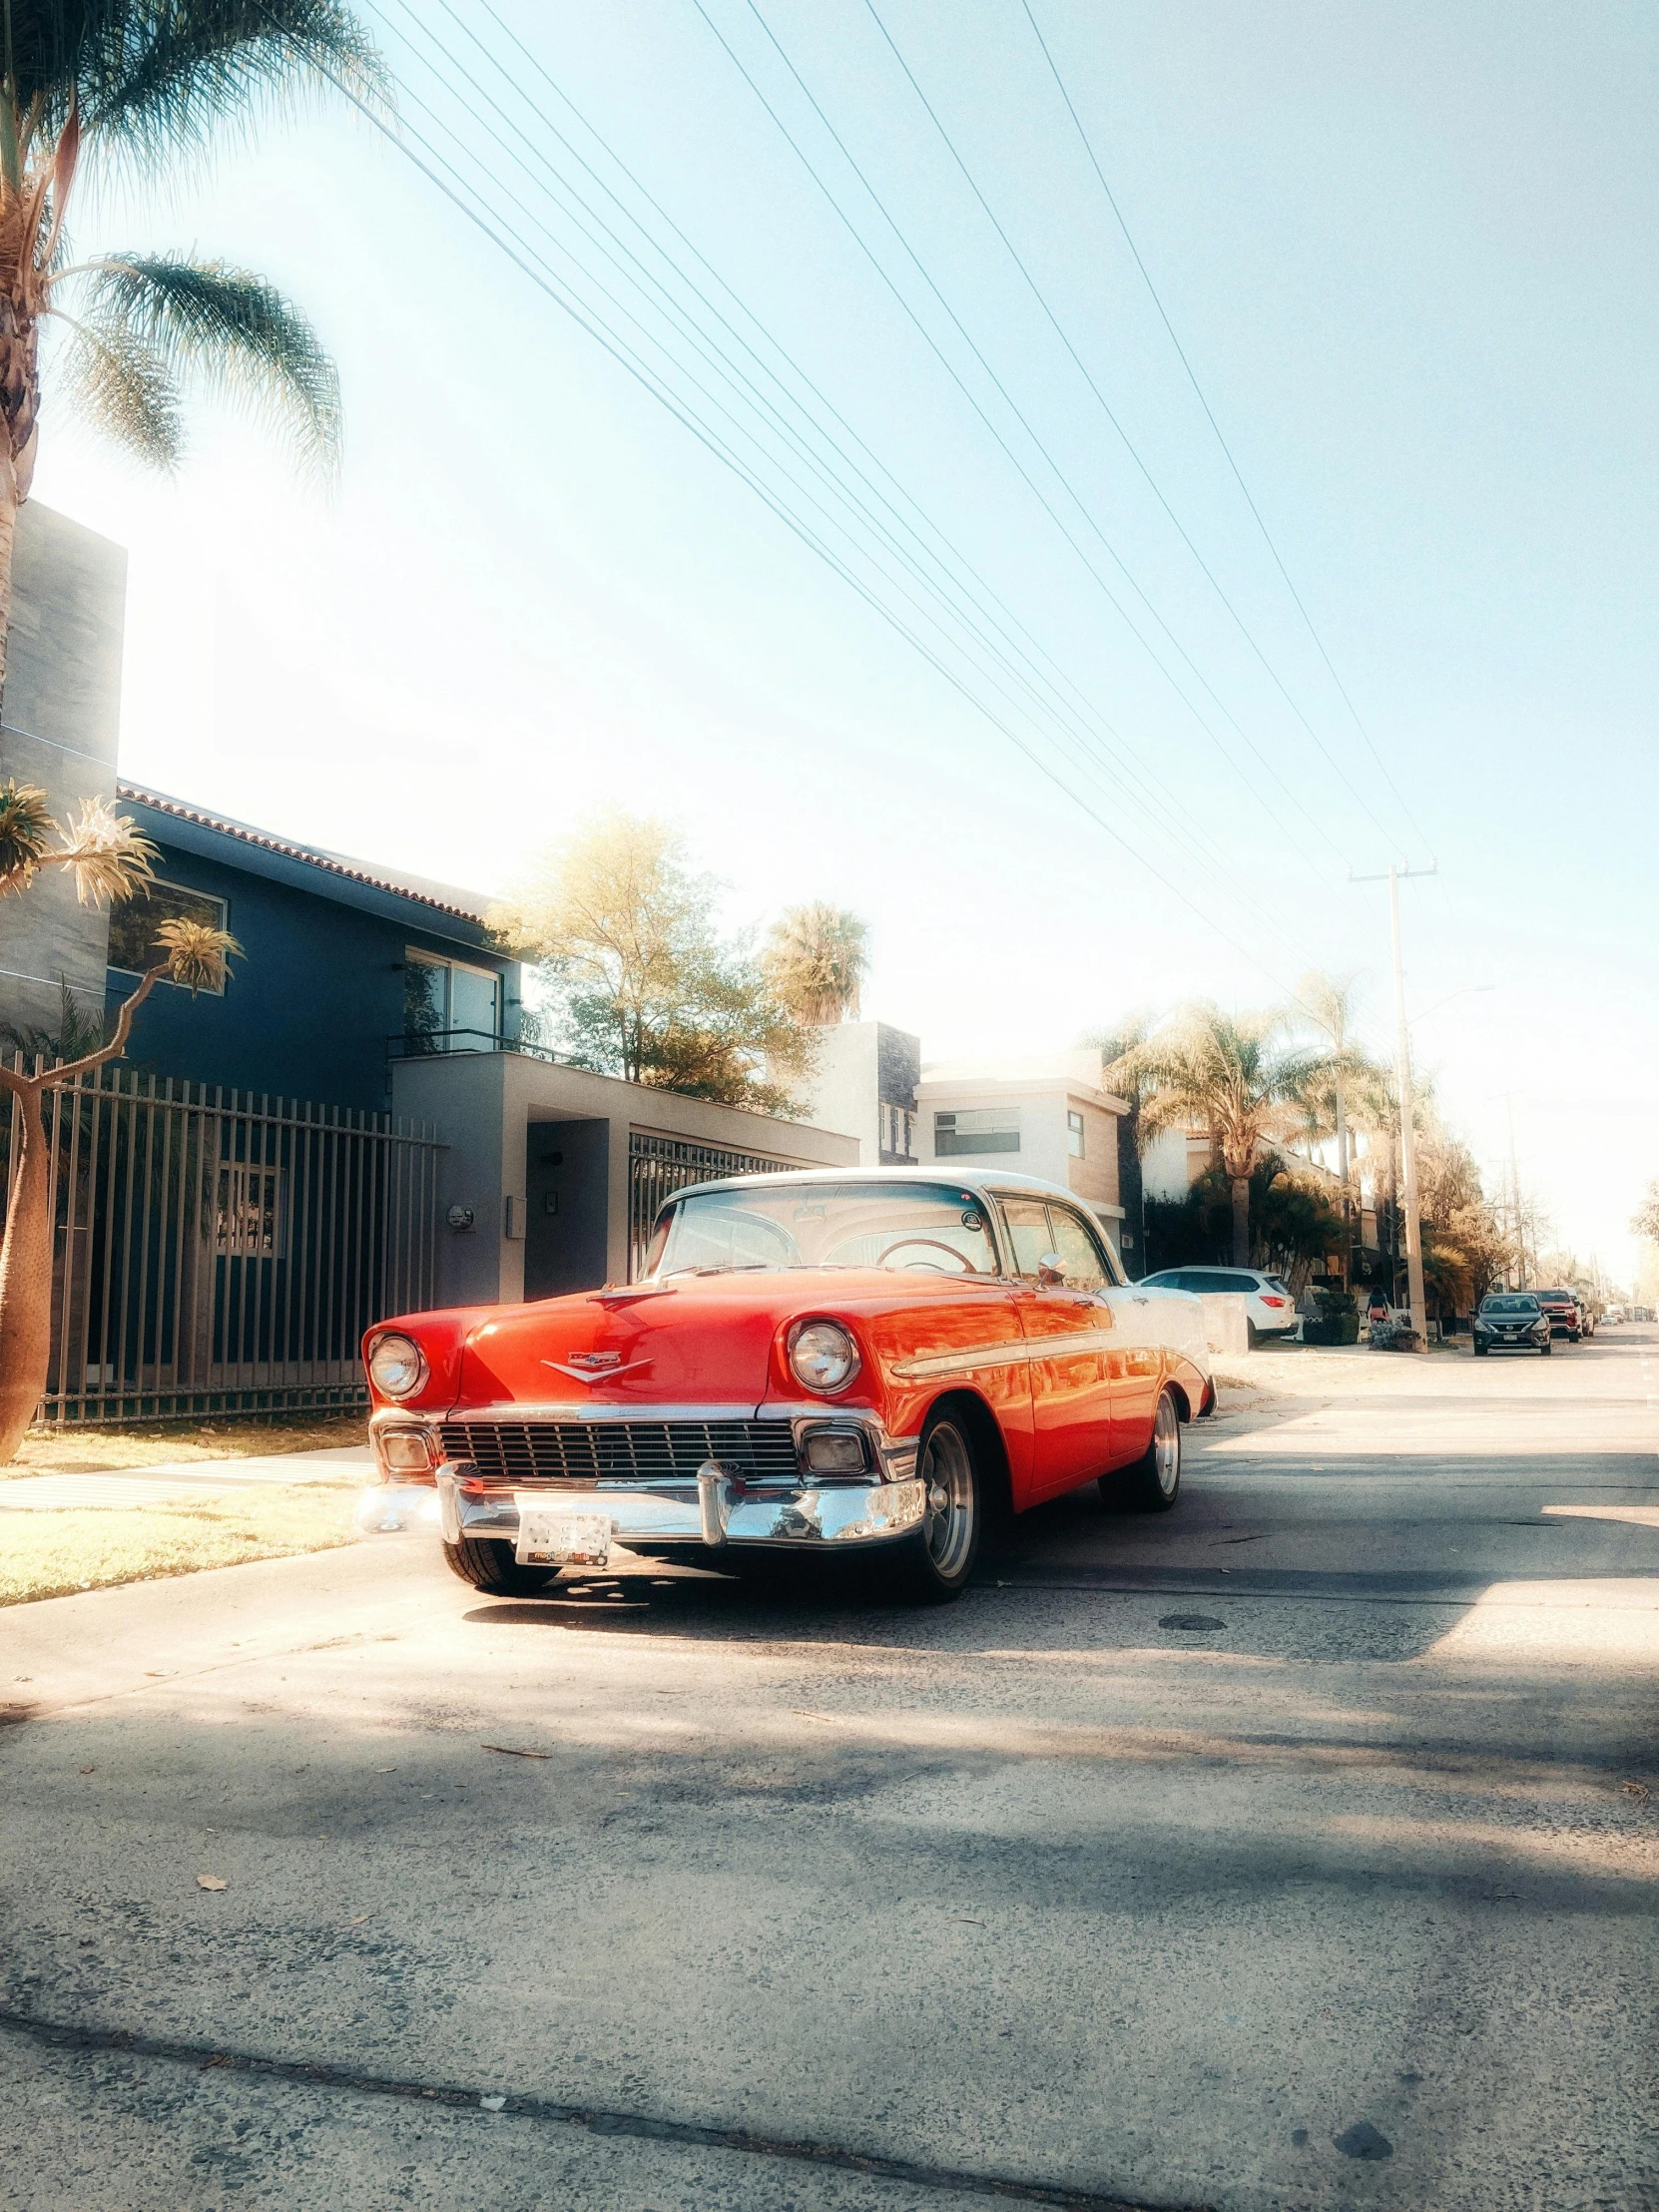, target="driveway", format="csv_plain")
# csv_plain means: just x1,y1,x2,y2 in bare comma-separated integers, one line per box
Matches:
2,1332,1656,2210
